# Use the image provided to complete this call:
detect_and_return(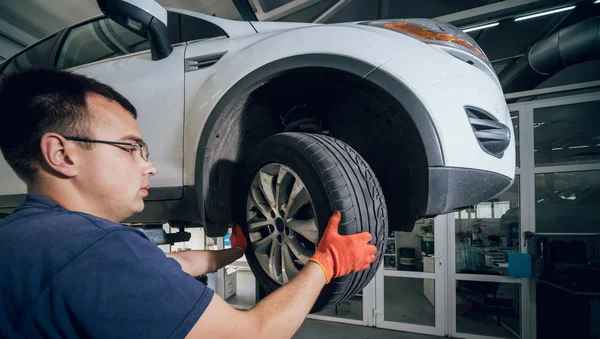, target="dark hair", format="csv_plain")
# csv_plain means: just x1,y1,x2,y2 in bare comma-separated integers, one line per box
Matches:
0,68,138,182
